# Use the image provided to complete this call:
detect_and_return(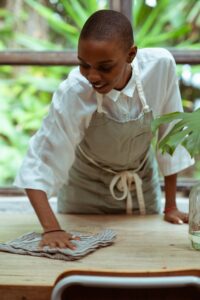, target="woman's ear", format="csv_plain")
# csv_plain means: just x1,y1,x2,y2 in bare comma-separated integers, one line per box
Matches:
127,45,137,63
